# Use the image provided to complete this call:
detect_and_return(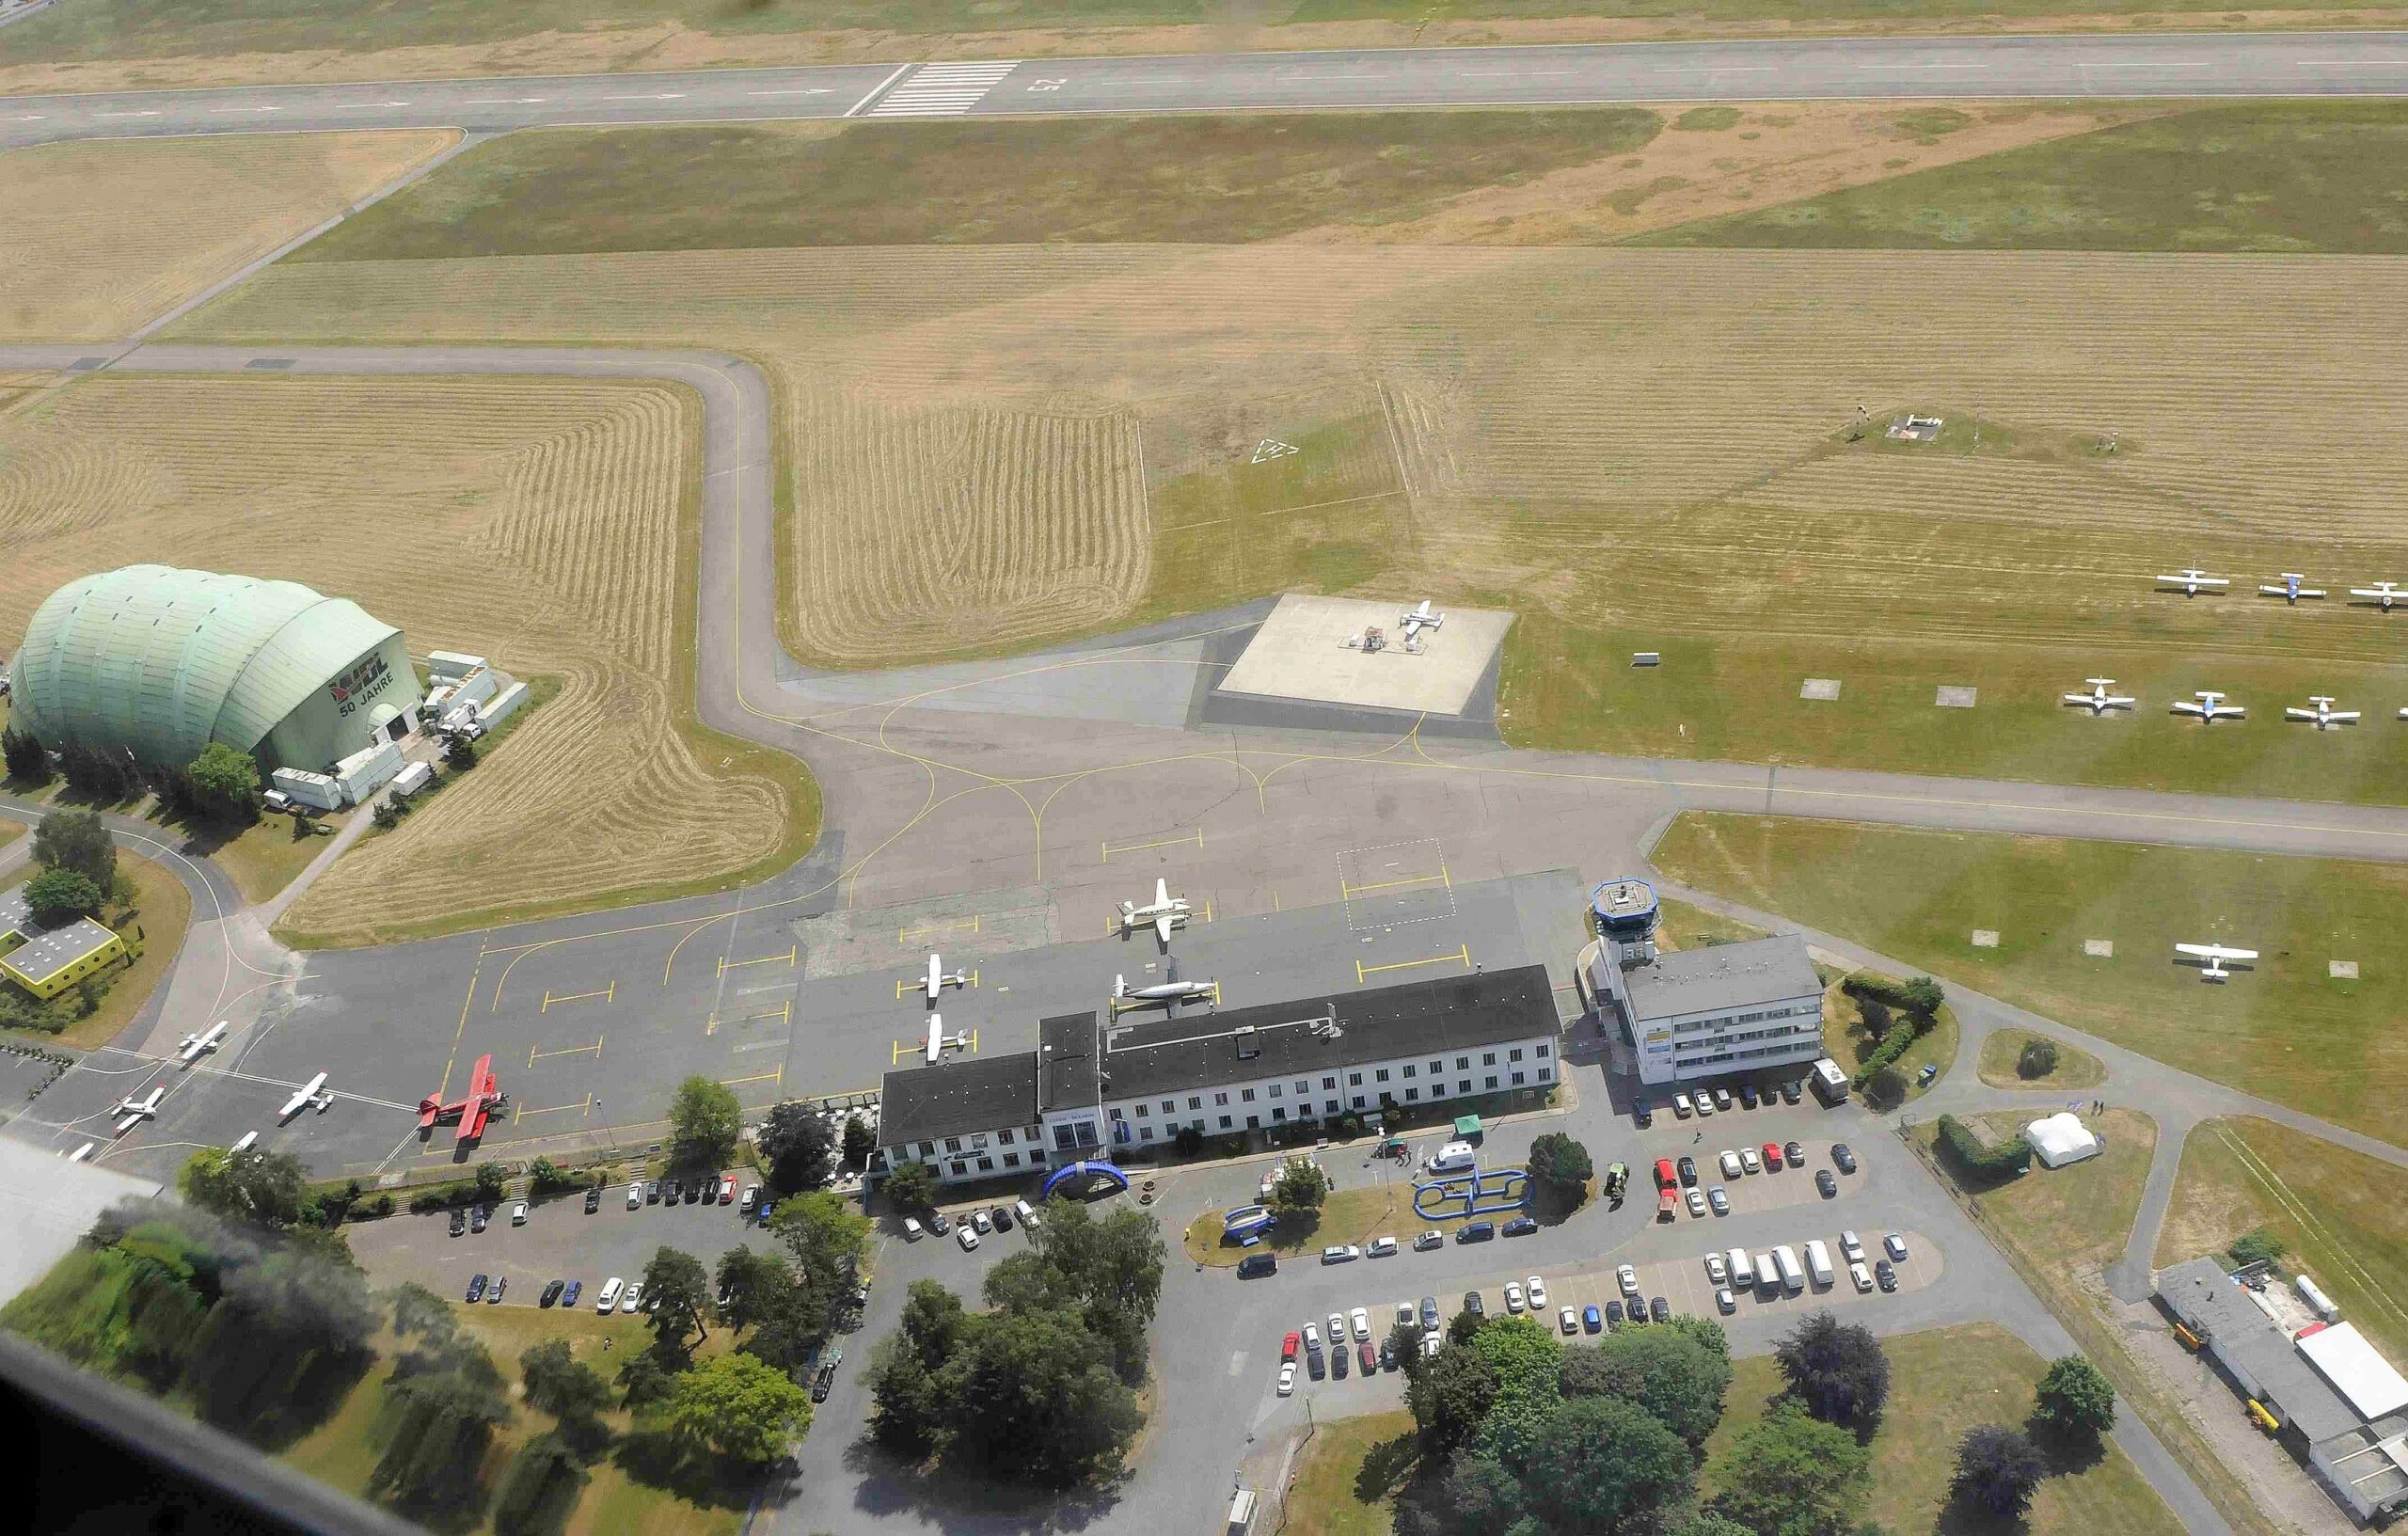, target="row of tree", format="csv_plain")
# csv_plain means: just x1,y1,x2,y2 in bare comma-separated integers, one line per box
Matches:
663,1076,877,1196
2,730,264,826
